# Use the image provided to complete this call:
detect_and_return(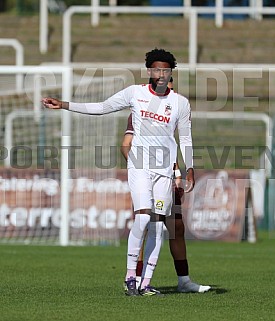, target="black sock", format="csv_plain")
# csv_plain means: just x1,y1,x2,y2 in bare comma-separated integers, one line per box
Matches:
174,259,189,276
